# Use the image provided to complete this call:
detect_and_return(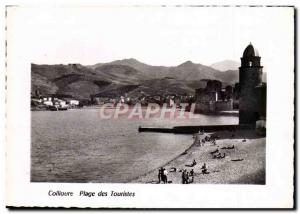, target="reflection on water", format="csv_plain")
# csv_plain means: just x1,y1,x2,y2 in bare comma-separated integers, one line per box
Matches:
31,108,238,183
